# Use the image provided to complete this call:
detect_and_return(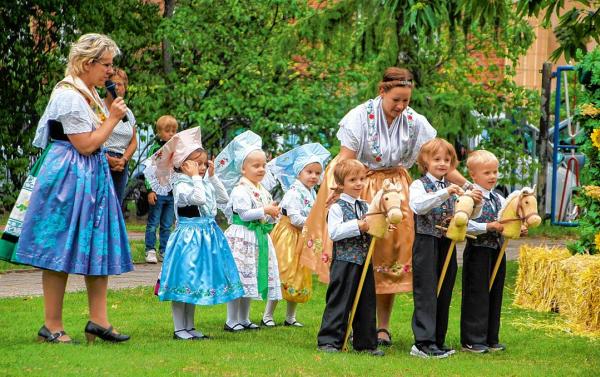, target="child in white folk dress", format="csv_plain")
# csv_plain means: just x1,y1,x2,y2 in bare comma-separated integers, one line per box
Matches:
215,130,282,332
